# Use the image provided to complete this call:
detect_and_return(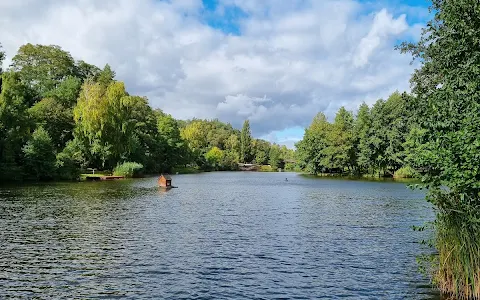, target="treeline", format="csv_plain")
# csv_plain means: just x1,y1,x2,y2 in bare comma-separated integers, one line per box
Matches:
179,119,295,171
0,43,292,181
296,91,417,178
